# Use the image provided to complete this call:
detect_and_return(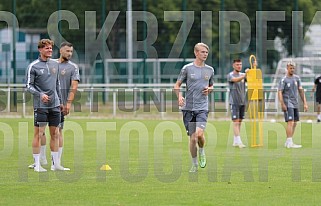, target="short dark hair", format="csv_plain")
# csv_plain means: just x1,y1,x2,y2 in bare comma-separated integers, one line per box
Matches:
233,59,242,63
60,42,73,48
